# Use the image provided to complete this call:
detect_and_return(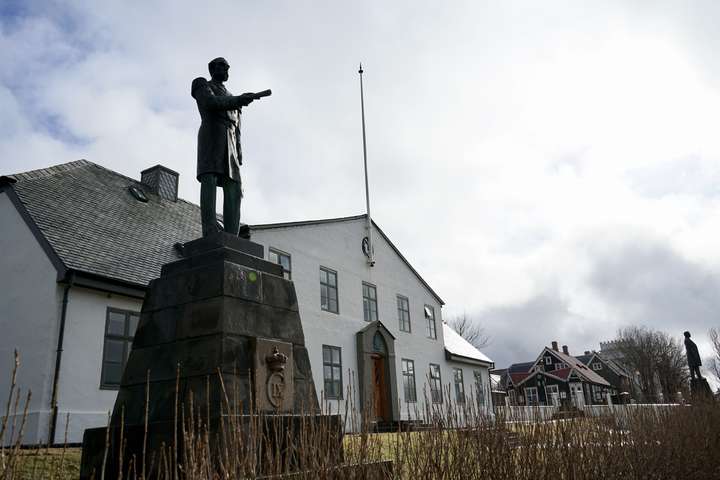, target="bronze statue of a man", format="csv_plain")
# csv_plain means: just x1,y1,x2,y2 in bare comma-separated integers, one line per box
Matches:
684,331,703,380
191,57,270,237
